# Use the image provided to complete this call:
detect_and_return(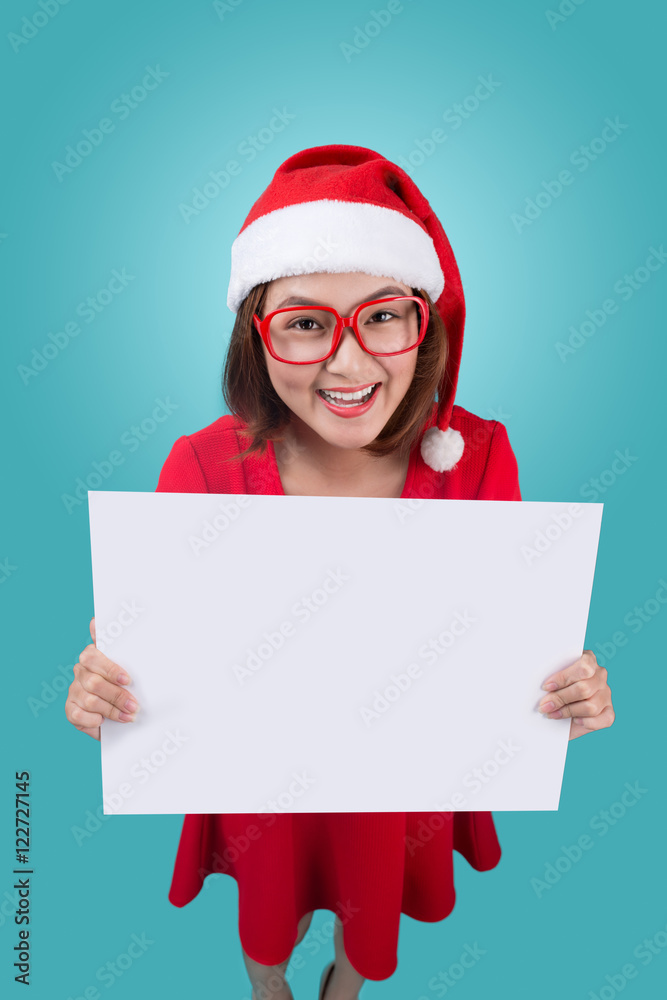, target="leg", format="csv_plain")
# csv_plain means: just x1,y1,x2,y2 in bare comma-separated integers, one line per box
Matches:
240,911,315,1000
240,950,293,1000
294,909,315,946
325,914,366,1000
